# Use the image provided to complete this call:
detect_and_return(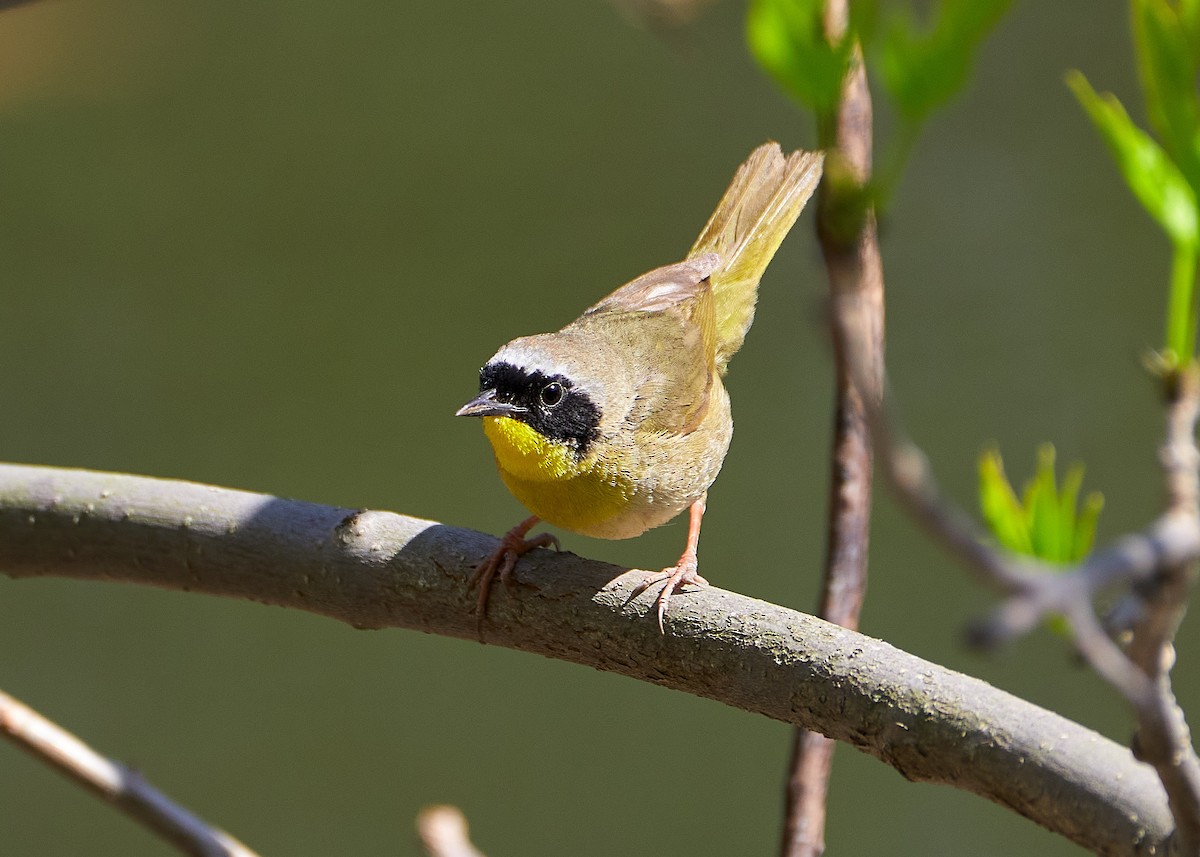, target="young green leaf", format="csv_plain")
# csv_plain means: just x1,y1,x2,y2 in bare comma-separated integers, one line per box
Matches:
978,445,1103,567
1057,462,1085,559
1072,490,1106,563
1068,70,1199,250
746,0,855,139
978,448,1032,555
1132,0,1200,187
1024,445,1063,562
1179,0,1200,59
877,0,1012,123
